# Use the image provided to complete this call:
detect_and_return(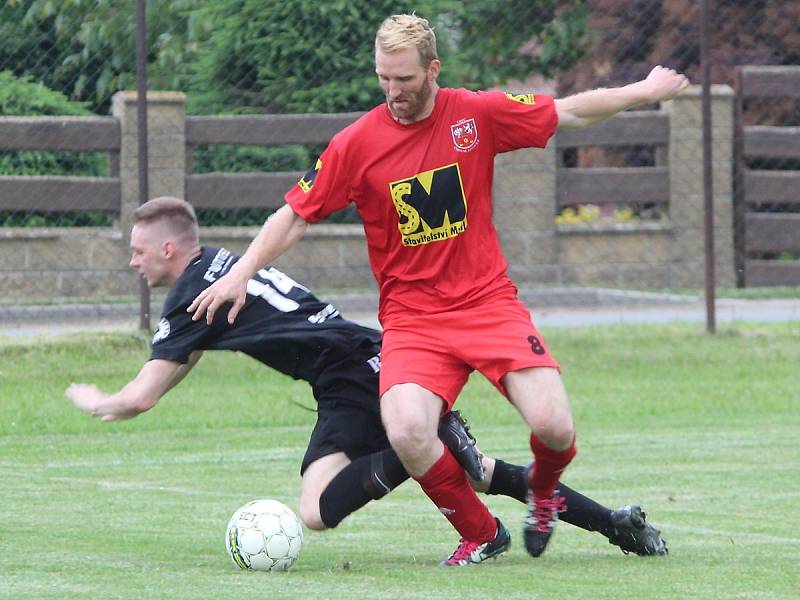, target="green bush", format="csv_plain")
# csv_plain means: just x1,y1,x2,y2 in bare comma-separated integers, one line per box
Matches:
186,0,416,114
185,1,587,115
0,0,199,114
1,2,589,227
0,71,107,176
